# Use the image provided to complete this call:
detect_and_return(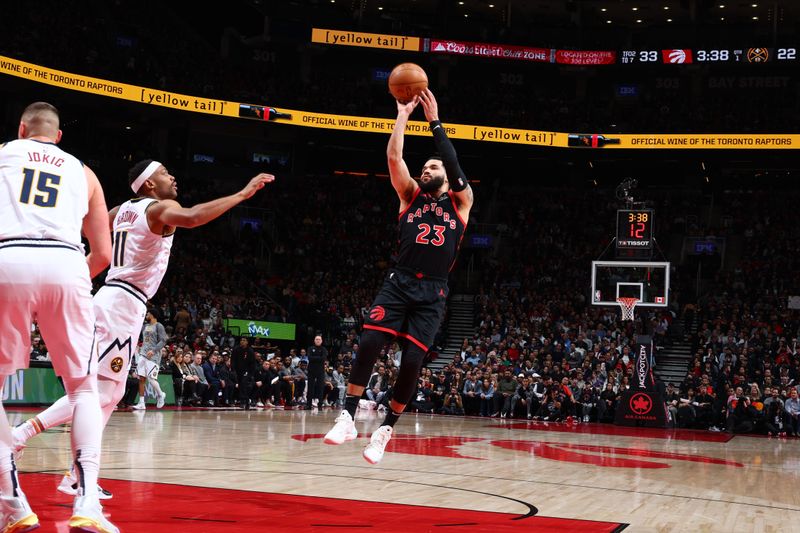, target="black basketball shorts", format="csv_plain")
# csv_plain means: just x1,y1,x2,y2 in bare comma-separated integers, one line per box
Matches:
363,268,449,352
